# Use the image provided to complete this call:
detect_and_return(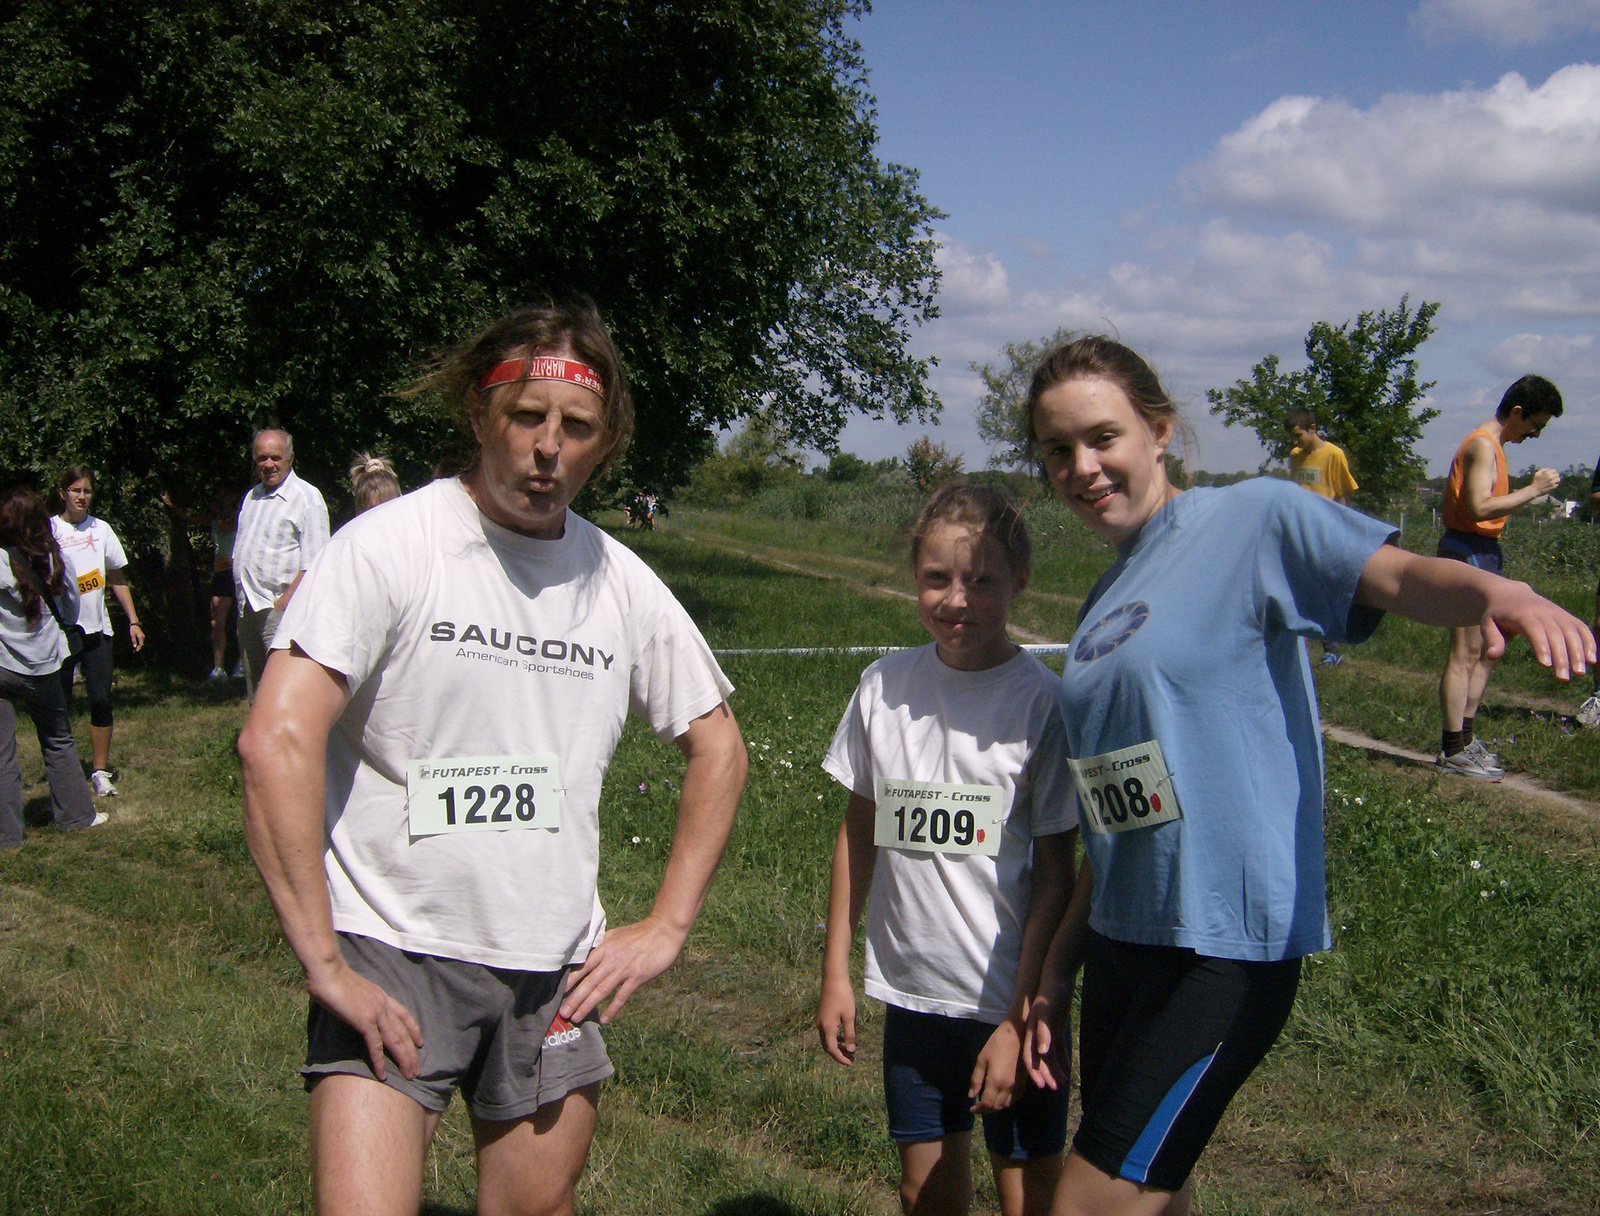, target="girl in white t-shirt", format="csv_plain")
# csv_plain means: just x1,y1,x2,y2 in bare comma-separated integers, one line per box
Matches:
817,483,1079,1216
